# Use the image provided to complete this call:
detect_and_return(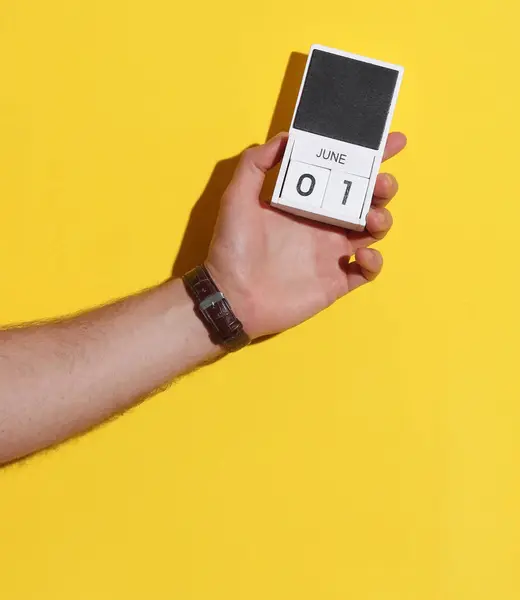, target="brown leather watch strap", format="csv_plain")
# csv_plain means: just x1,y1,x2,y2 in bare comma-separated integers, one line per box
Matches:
182,265,250,352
